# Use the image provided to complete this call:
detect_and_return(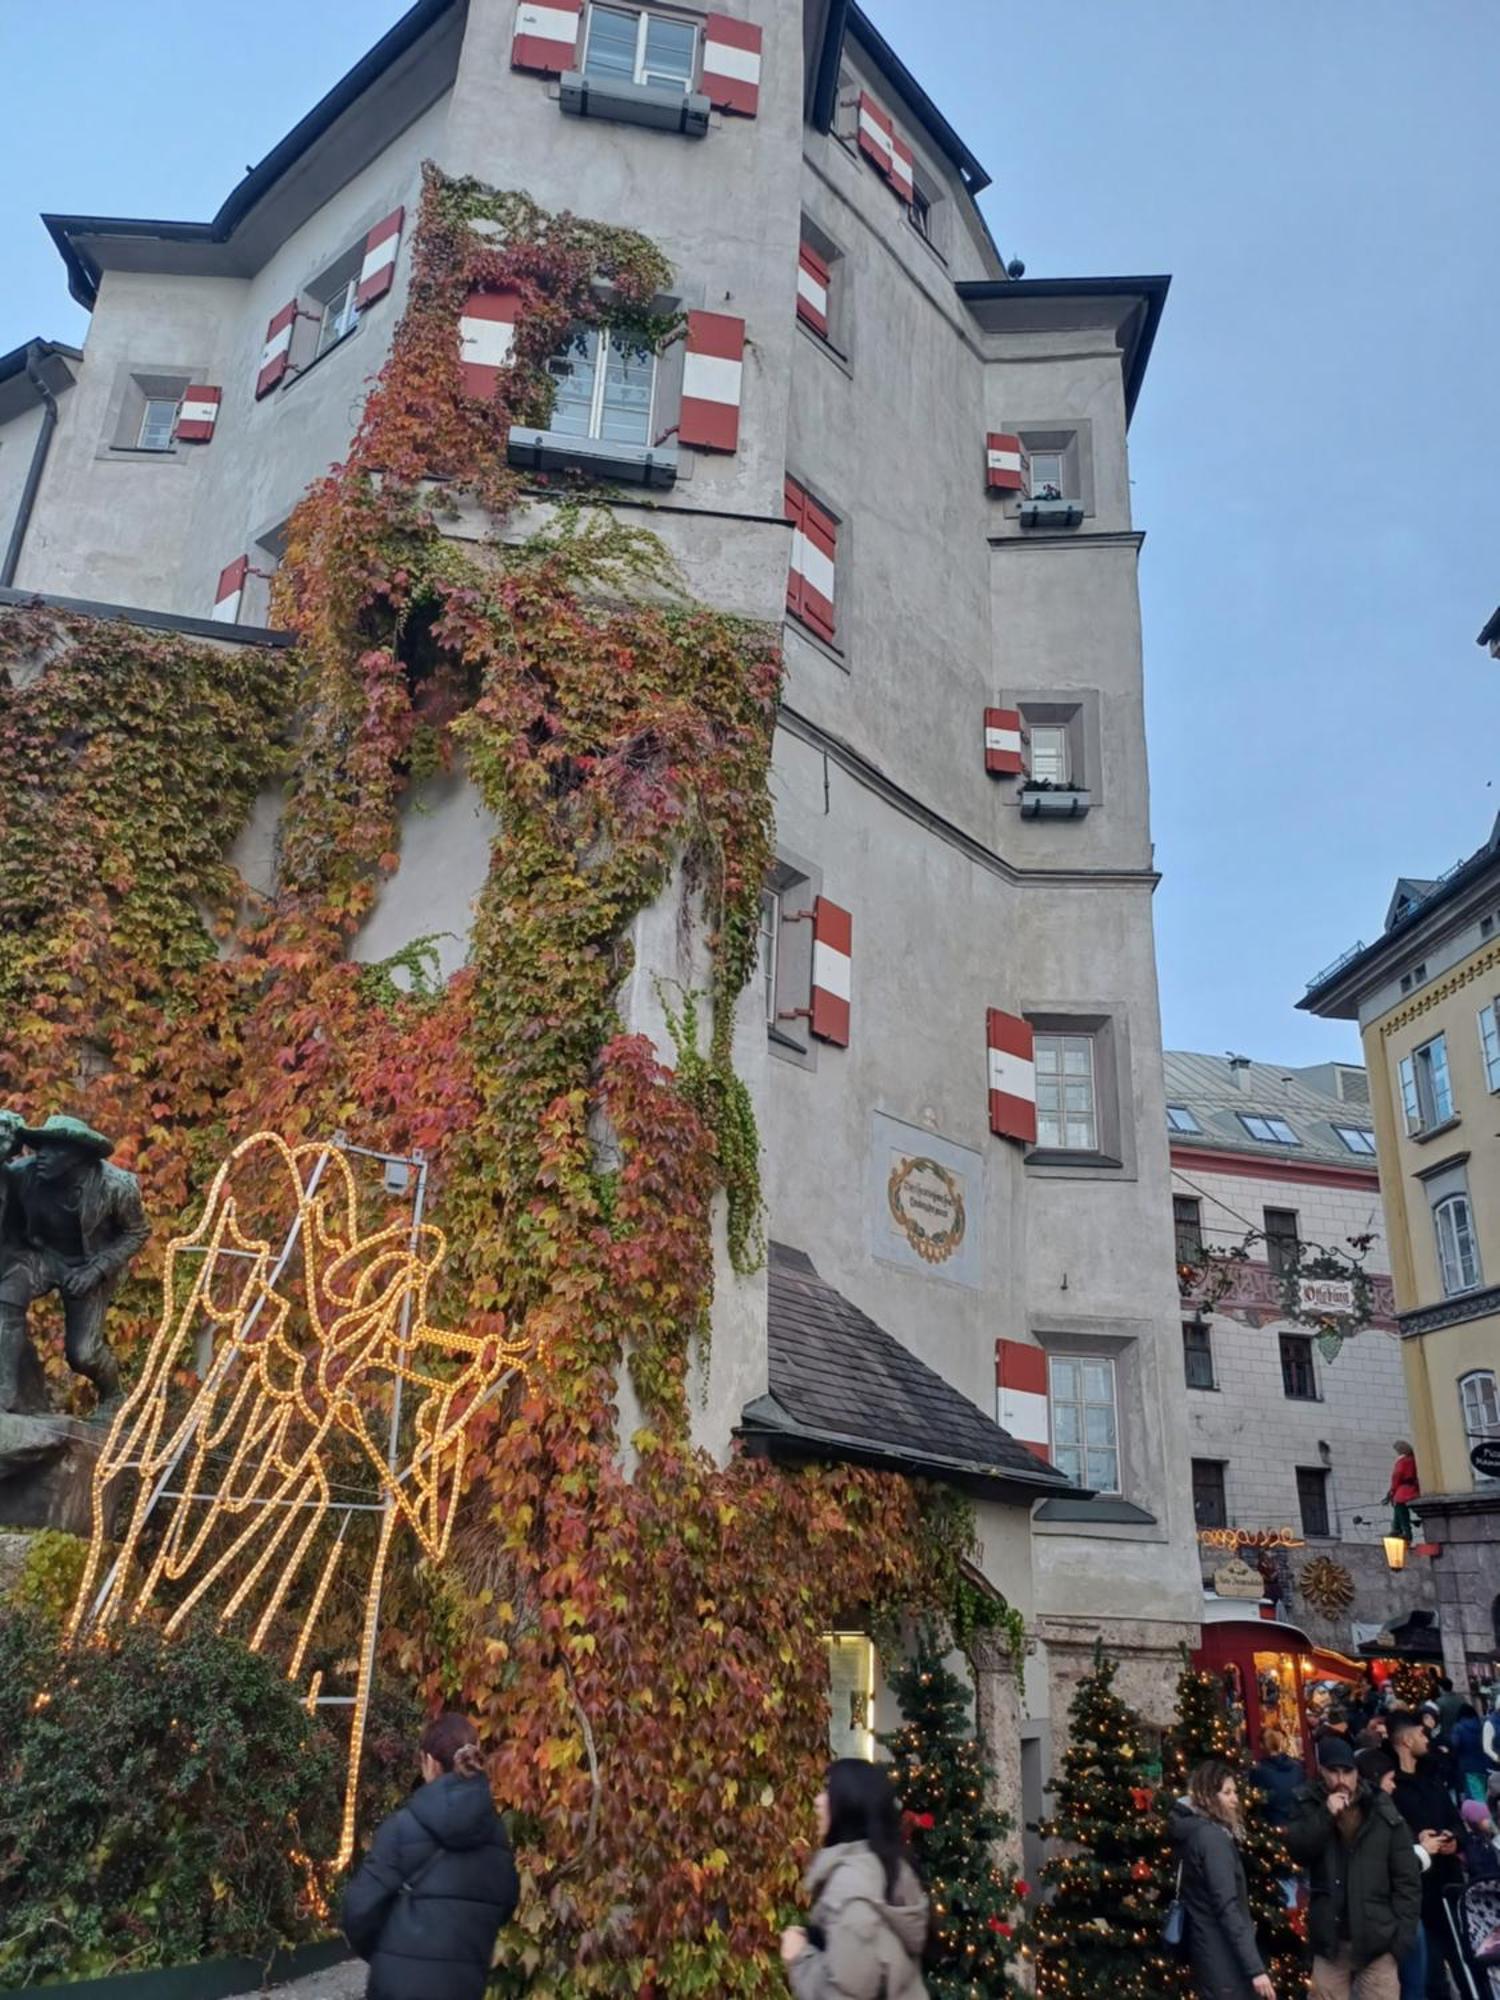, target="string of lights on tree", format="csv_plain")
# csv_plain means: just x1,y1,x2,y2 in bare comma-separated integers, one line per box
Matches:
883,1627,1026,1999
